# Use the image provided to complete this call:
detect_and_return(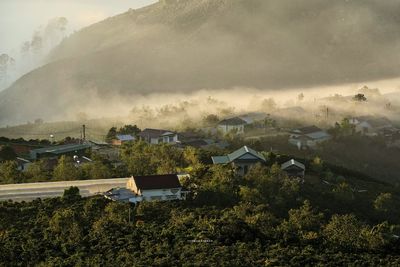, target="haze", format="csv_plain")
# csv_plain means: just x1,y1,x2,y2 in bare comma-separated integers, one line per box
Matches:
0,0,157,53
